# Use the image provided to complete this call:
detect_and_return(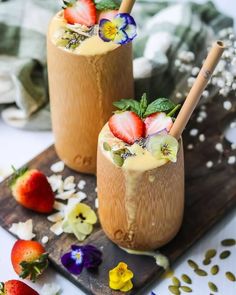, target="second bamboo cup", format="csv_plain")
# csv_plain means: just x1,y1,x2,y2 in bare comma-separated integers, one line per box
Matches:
97,41,225,251
47,14,134,174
